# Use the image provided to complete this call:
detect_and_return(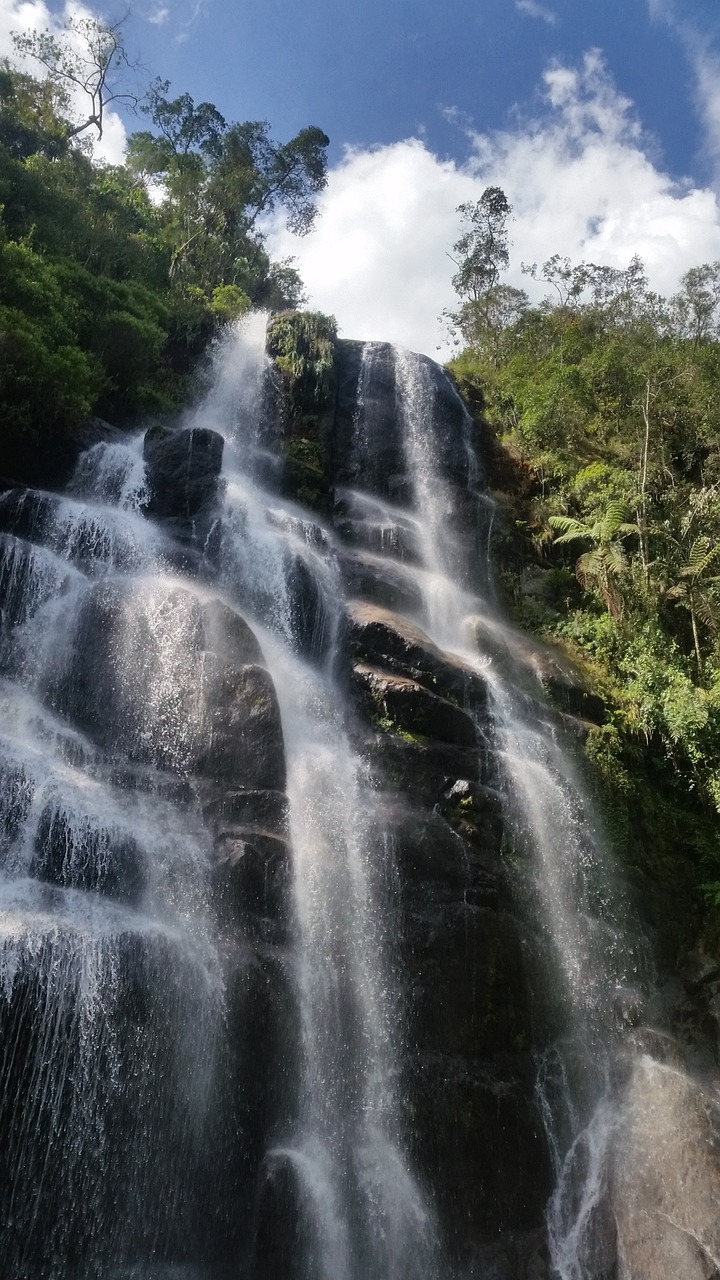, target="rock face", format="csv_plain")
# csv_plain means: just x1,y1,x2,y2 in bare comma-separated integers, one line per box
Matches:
143,424,224,519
